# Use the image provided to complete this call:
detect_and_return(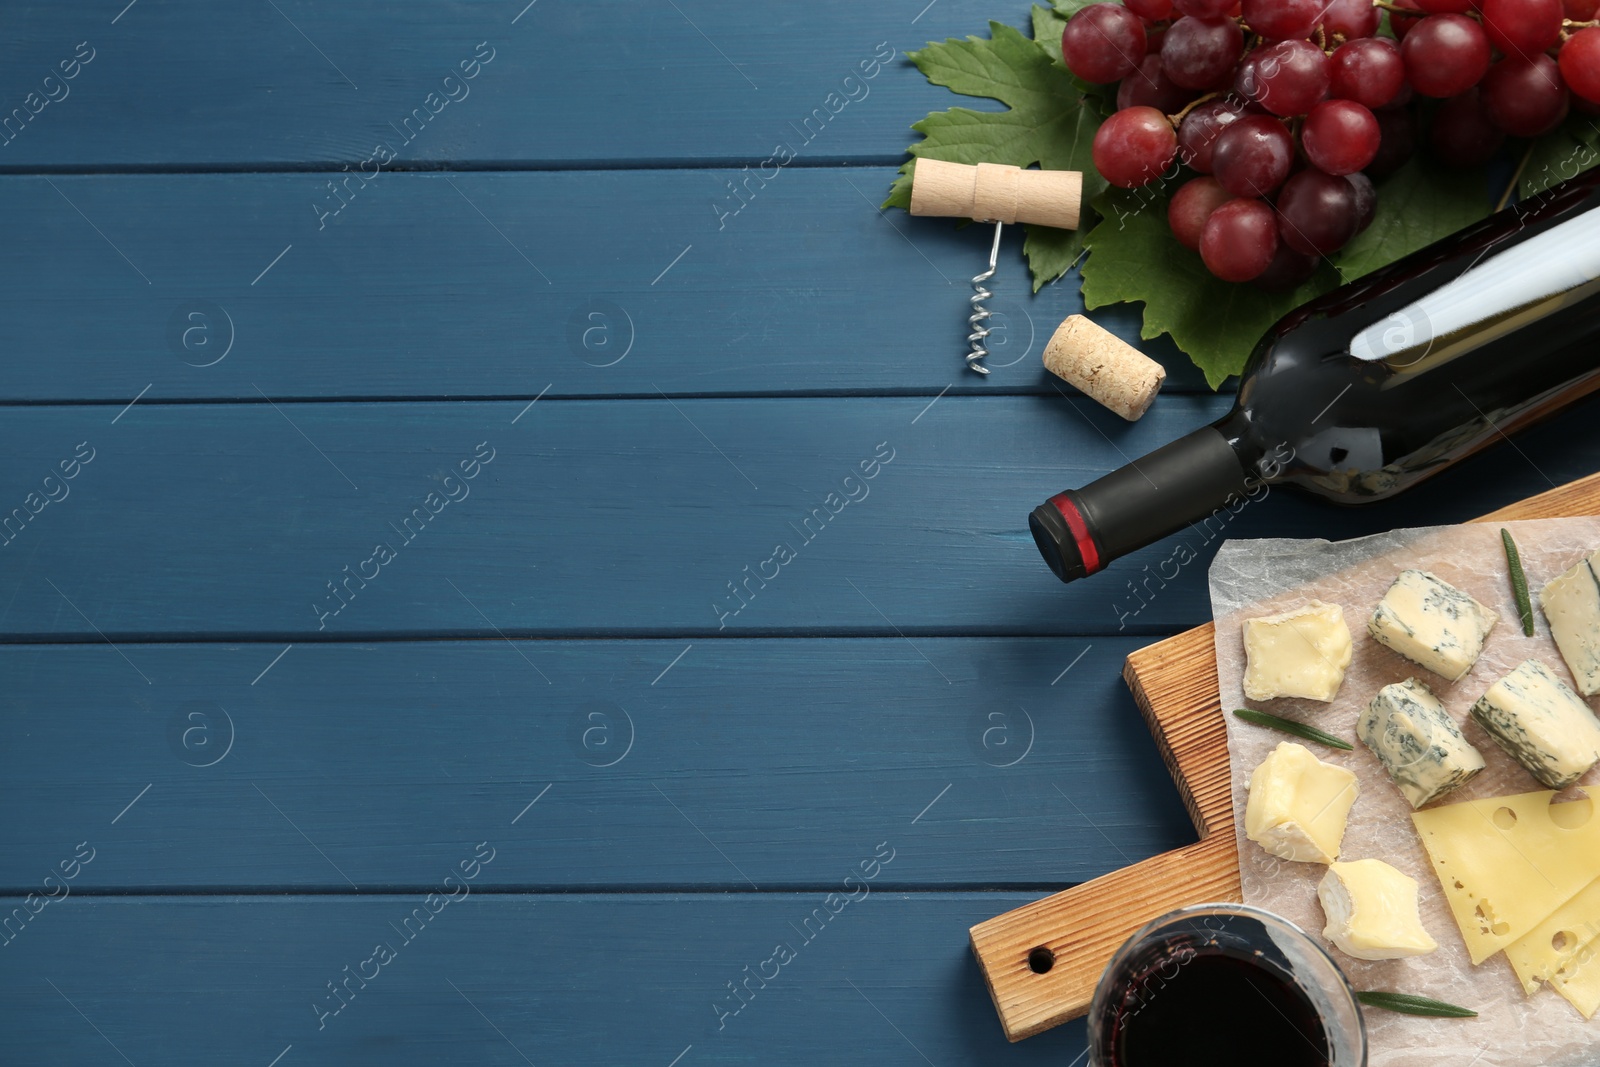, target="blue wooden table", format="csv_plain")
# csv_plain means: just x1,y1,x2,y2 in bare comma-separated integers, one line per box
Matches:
2,3,1595,1064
